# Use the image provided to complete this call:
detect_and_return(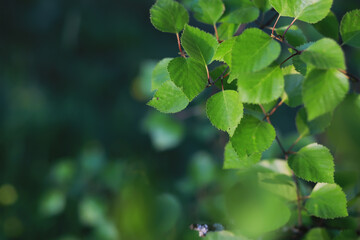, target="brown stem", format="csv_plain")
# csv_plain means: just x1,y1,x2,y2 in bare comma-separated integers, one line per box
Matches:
176,33,186,57
205,64,211,84
271,14,281,36
338,69,360,83
282,18,297,39
212,66,229,85
213,23,220,42
287,135,303,153
269,99,285,116
280,51,302,66
260,10,277,29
